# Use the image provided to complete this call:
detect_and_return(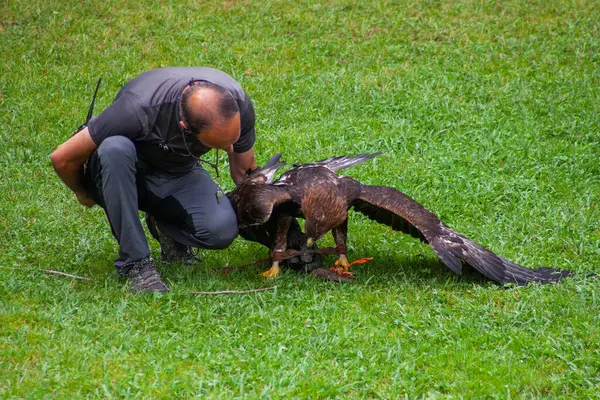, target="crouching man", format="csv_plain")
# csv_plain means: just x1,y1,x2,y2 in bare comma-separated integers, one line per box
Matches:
50,67,257,293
